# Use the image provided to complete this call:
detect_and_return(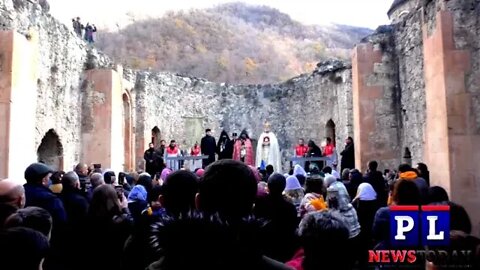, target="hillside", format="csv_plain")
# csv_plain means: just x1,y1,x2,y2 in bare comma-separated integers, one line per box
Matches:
96,2,372,84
